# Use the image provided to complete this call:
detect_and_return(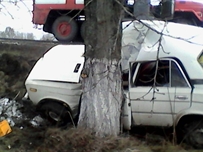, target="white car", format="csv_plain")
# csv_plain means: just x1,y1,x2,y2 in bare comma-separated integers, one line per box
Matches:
24,44,85,126
24,20,203,149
